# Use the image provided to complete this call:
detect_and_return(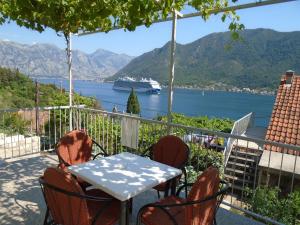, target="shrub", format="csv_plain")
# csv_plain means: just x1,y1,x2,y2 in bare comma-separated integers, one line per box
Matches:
185,144,224,182
189,145,224,171
0,113,29,135
157,113,233,133
245,187,300,225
